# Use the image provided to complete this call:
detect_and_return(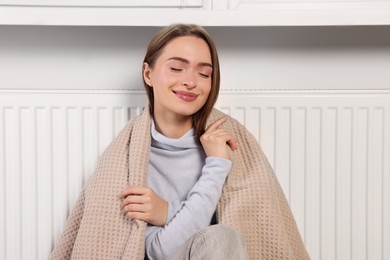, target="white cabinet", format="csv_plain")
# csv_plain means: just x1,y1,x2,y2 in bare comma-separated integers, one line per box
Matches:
226,0,390,11
0,0,390,25
216,0,390,25
0,0,204,7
